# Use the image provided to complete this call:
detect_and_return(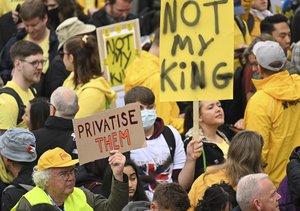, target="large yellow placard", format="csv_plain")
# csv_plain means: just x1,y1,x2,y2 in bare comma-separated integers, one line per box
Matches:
160,0,234,101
